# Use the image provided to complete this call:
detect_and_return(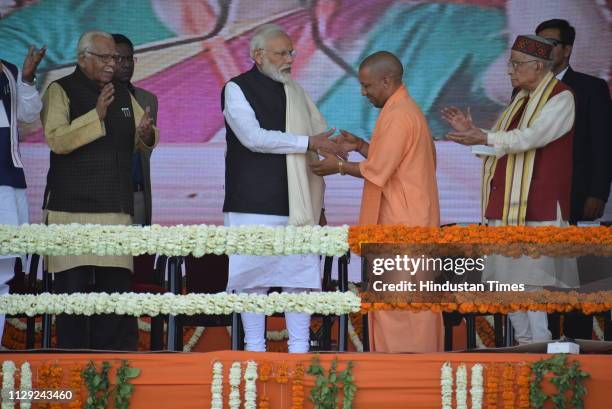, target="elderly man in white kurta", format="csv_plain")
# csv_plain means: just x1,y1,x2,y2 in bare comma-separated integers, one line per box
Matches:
442,35,579,344
221,24,343,352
